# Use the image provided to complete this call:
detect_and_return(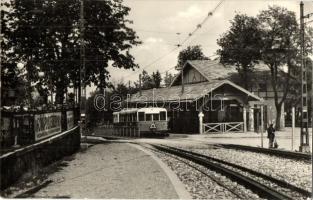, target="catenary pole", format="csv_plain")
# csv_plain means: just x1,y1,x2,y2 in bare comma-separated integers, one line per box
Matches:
299,1,310,152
